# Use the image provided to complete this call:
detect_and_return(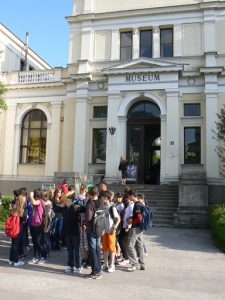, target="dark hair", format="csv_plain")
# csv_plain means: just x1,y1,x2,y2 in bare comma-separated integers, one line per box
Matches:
101,191,111,200
115,192,122,198
41,189,49,201
100,181,107,187
53,188,62,200
13,190,20,197
63,179,67,184
68,185,75,192
137,193,145,200
127,189,137,197
19,187,27,197
124,185,131,194
33,189,41,200
89,186,99,197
